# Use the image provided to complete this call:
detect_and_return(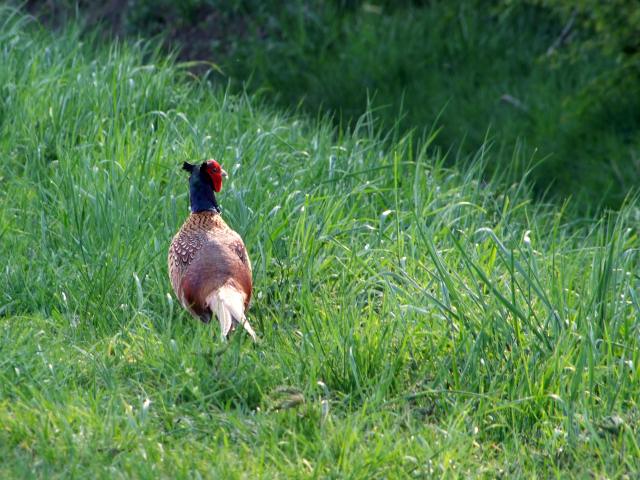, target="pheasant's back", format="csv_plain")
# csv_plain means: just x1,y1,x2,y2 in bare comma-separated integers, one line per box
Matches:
168,211,252,321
